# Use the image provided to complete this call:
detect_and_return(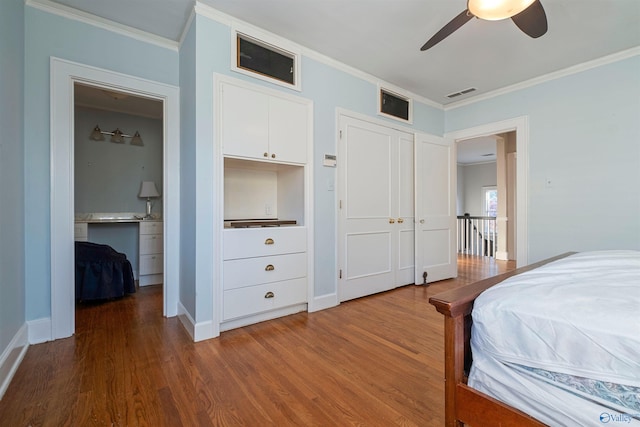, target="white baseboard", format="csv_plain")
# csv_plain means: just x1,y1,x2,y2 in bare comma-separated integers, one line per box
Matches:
177,301,195,339
219,304,307,332
496,251,509,261
0,324,29,400
177,302,218,342
308,293,338,312
139,273,162,287
193,320,217,342
27,317,52,344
